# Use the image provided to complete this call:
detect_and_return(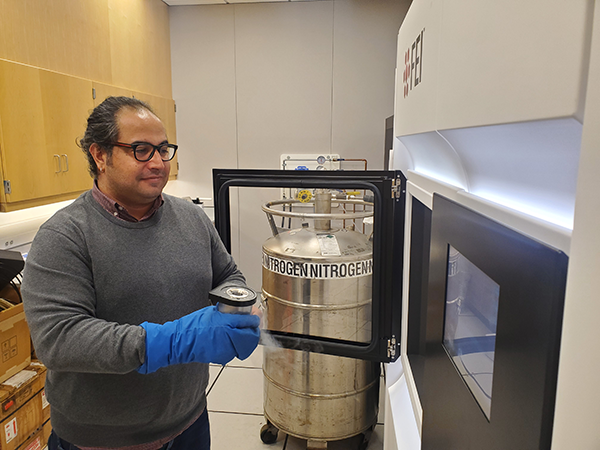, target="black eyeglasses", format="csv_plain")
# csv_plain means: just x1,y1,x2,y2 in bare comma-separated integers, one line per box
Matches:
111,142,178,162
